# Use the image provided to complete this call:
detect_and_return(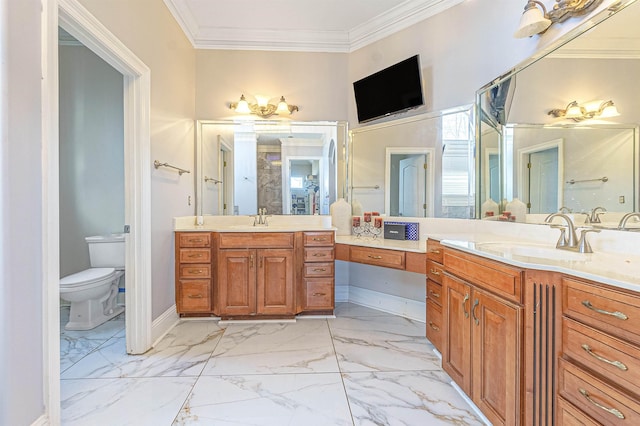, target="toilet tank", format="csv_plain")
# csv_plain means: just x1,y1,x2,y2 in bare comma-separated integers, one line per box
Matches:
85,234,125,268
